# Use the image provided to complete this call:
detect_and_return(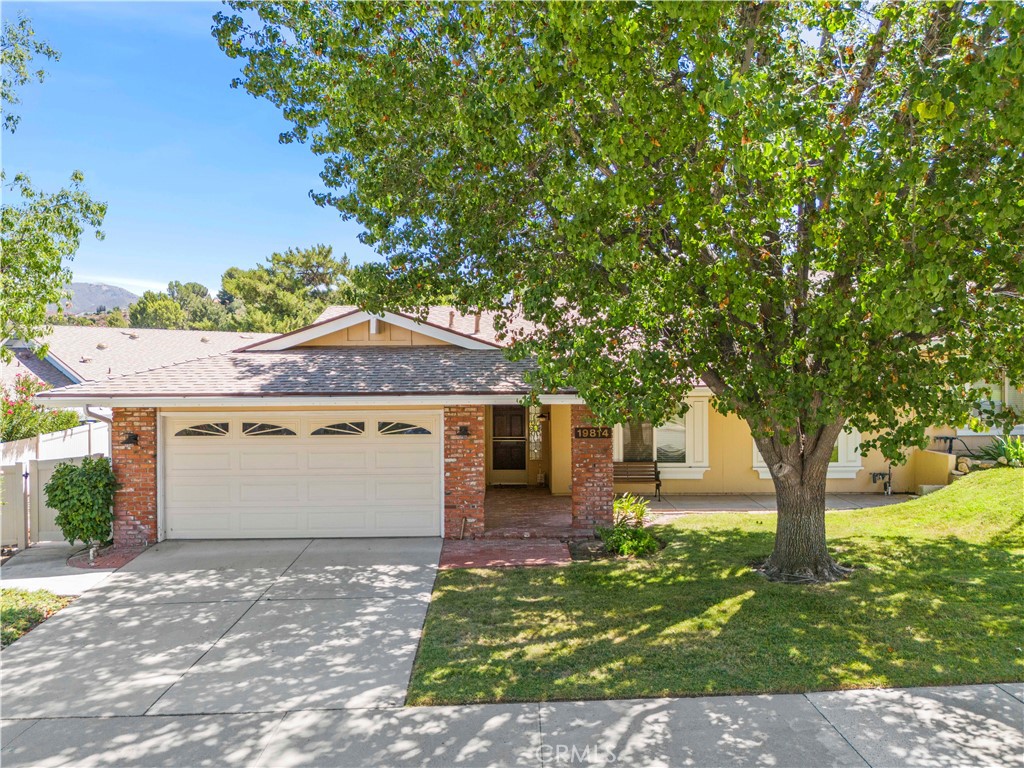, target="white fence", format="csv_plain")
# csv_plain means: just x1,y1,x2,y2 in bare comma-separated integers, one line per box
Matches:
0,422,110,548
